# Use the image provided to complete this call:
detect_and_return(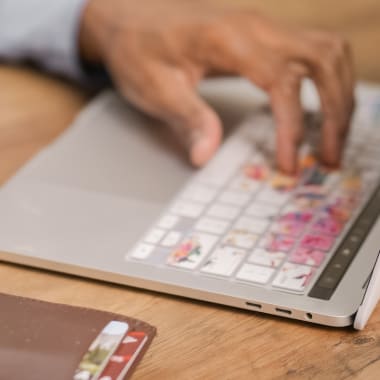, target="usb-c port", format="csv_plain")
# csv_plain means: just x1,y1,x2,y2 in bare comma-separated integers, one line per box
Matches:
275,308,292,315
246,302,262,309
